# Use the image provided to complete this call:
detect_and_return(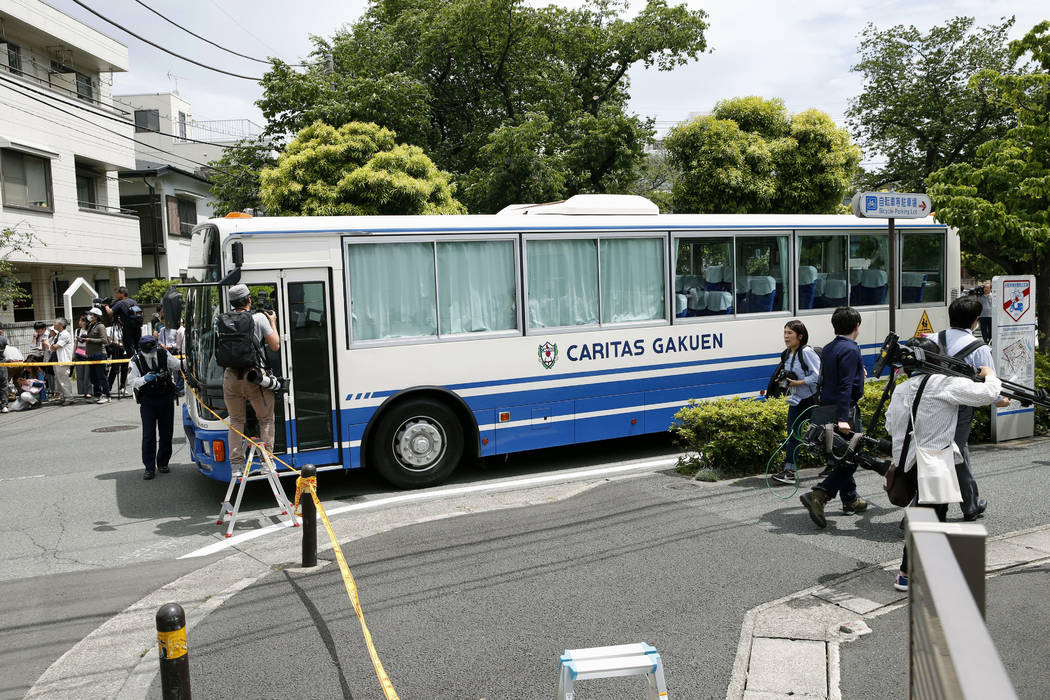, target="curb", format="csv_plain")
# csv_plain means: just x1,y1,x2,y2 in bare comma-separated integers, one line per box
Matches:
726,523,1050,699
